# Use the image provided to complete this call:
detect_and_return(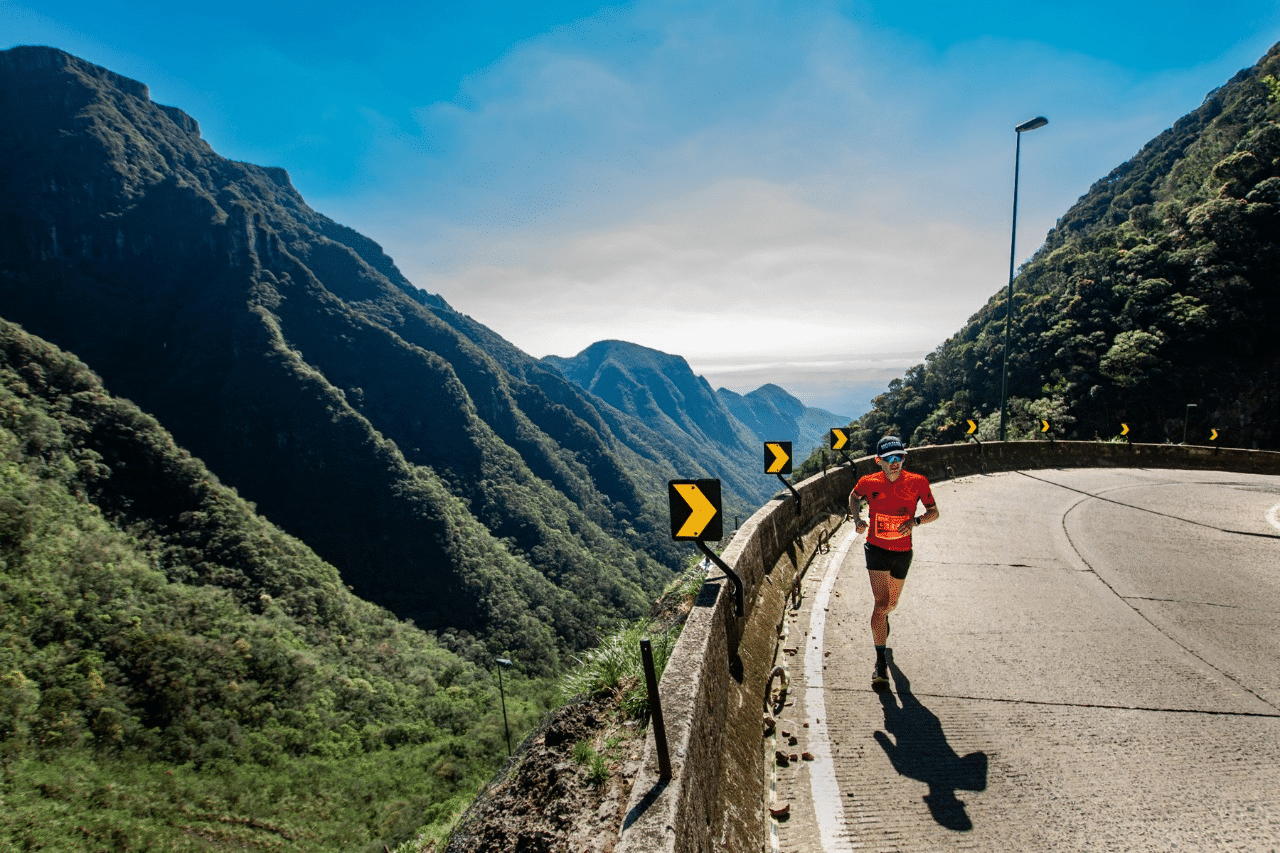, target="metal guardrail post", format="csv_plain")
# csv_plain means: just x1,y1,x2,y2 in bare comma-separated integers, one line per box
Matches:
640,639,672,781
